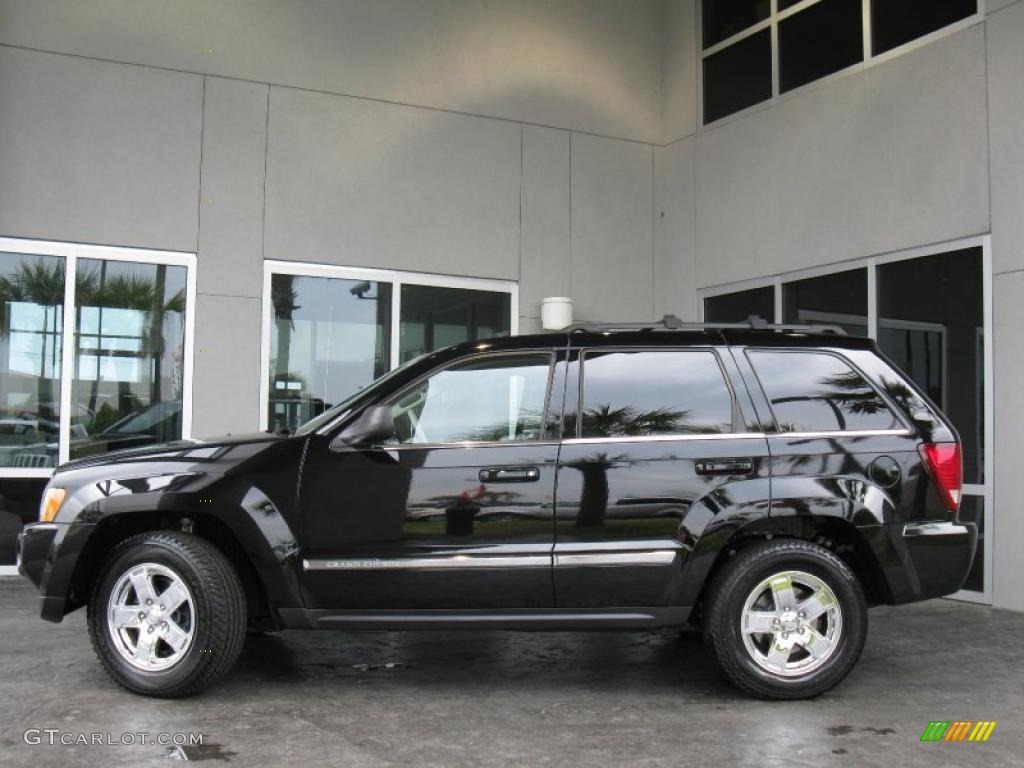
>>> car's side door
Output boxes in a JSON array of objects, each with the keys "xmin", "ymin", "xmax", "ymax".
[
  {"xmin": 297, "ymin": 350, "xmax": 560, "ymax": 611},
  {"xmin": 553, "ymin": 344, "xmax": 771, "ymax": 609}
]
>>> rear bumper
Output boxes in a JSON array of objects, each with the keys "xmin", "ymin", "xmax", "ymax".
[{"xmin": 869, "ymin": 520, "xmax": 978, "ymax": 603}]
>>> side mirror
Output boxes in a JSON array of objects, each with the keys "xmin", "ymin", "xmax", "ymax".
[{"xmin": 329, "ymin": 405, "xmax": 394, "ymax": 451}]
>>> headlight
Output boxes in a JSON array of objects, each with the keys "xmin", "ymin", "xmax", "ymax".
[{"xmin": 39, "ymin": 487, "xmax": 66, "ymax": 523}]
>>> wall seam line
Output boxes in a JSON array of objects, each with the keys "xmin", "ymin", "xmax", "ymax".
[
  {"xmin": 196, "ymin": 76, "xmax": 206, "ymax": 256},
  {"xmin": 0, "ymin": 42, "xmax": 661, "ymax": 147},
  {"xmin": 261, "ymin": 84, "xmax": 271, "ymax": 263}
]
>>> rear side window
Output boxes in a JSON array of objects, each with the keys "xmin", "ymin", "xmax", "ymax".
[
  {"xmin": 748, "ymin": 350, "xmax": 901, "ymax": 433},
  {"xmin": 580, "ymin": 350, "xmax": 733, "ymax": 438}
]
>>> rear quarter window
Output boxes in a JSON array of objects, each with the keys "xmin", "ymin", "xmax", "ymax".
[
  {"xmin": 579, "ymin": 349, "xmax": 734, "ymax": 437},
  {"xmin": 748, "ymin": 350, "xmax": 902, "ymax": 433}
]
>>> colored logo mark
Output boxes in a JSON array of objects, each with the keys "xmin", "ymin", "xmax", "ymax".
[{"xmin": 920, "ymin": 721, "xmax": 997, "ymax": 742}]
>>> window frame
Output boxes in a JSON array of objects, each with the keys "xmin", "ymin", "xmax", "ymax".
[
  {"xmin": 744, "ymin": 347, "xmax": 911, "ymax": 435},
  {"xmin": 571, "ymin": 346, "xmax": 741, "ymax": 441},
  {"xmin": 259, "ymin": 260, "xmax": 518, "ymax": 432},
  {"xmin": 0, "ymin": 236, "xmax": 197, "ymax": 479},
  {"xmin": 698, "ymin": 0, "xmax": 985, "ymax": 128},
  {"xmin": 372, "ymin": 349, "xmax": 557, "ymax": 449},
  {"xmin": 697, "ymin": 234, "xmax": 993, "ymax": 604}
]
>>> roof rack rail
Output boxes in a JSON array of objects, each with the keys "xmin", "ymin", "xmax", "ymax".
[{"xmin": 565, "ymin": 314, "xmax": 847, "ymax": 335}]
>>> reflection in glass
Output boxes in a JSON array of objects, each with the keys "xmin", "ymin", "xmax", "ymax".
[
  {"xmin": 0, "ymin": 253, "xmax": 65, "ymax": 468},
  {"xmin": 750, "ymin": 351, "xmax": 900, "ymax": 432},
  {"xmin": 70, "ymin": 260, "xmax": 188, "ymax": 459},
  {"xmin": 391, "ymin": 354, "xmax": 549, "ymax": 445},
  {"xmin": 878, "ymin": 248, "xmax": 983, "ymax": 483},
  {"xmin": 704, "ymin": 286, "xmax": 774, "ymax": 323},
  {"xmin": 399, "ymin": 285, "xmax": 510, "ymax": 364},
  {"xmin": 269, "ymin": 275, "xmax": 391, "ymax": 432},
  {"xmin": 783, "ymin": 268, "xmax": 867, "ymax": 336},
  {"xmin": 580, "ymin": 351, "xmax": 733, "ymax": 438}
]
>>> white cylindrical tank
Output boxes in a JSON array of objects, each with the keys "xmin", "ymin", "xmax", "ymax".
[{"xmin": 541, "ymin": 296, "xmax": 573, "ymax": 330}]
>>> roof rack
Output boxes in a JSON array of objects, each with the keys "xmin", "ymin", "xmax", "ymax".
[{"xmin": 565, "ymin": 314, "xmax": 847, "ymax": 335}]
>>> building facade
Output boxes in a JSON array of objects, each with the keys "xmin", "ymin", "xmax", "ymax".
[{"xmin": 0, "ymin": 0, "xmax": 1021, "ymax": 614}]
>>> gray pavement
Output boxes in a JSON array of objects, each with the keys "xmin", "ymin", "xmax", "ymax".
[{"xmin": 1, "ymin": 577, "xmax": 1021, "ymax": 767}]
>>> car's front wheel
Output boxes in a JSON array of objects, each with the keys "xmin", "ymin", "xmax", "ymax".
[
  {"xmin": 703, "ymin": 540, "xmax": 867, "ymax": 699},
  {"xmin": 87, "ymin": 531, "xmax": 246, "ymax": 698}
]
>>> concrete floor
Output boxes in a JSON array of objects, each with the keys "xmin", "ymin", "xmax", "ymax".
[{"xmin": 1, "ymin": 578, "xmax": 1022, "ymax": 767}]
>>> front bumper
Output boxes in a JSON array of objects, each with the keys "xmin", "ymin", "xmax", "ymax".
[
  {"xmin": 868, "ymin": 520, "xmax": 978, "ymax": 603},
  {"xmin": 17, "ymin": 521, "xmax": 95, "ymax": 622},
  {"xmin": 17, "ymin": 522, "xmax": 57, "ymax": 588}
]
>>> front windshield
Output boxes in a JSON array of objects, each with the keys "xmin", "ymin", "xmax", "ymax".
[{"xmin": 292, "ymin": 354, "xmax": 428, "ymax": 436}]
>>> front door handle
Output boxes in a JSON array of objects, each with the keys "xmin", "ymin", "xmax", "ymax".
[
  {"xmin": 479, "ymin": 466, "xmax": 540, "ymax": 483},
  {"xmin": 695, "ymin": 458, "xmax": 755, "ymax": 476}
]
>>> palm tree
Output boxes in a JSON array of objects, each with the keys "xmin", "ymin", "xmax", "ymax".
[{"xmin": 0, "ymin": 261, "xmax": 65, "ymax": 423}]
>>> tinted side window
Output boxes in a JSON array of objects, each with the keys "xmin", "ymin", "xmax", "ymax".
[
  {"xmin": 748, "ymin": 351, "xmax": 901, "ymax": 432},
  {"xmin": 390, "ymin": 353, "xmax": 551, "ymax": 444},
  {"xmin": 580, "ymin": 351, "xmax": 733, "ymax": 438}
]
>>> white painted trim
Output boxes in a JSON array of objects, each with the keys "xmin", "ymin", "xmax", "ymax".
[
  {"xmin": 0, "ymin": 566, "xmax": 19, "ymax": 576},
  {"xmin": 57, "ymin": 250, "xmax": 76, "ymax": 466},
  {"xmin": 259, "ymin": 260, "xmax": 519, "ymax": 432},
  {"xmin": 0, "ymin": 237, "xmax": 197, "ymax": 477}
]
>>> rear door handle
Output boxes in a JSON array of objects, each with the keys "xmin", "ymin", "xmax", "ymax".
[
  {"xmin": 695, "ymin": 458, "xmax": 755, "ymax": 475},
  {"xmin": 479, "ymin": 466, "xmax": 540, "ymax": 483}
]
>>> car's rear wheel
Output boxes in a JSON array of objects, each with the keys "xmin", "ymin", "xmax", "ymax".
[
  {"xmin": 87, "ymin": 531, "xmax": 246, "ymax": 698},
  {"xmin": 703, "ymin": 539, "xmax": 867, "ymax": 699}
]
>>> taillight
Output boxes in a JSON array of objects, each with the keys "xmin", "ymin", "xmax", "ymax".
[{"xmin": 918, "ymin": 442, "xmax": 962, "ymax": 513}]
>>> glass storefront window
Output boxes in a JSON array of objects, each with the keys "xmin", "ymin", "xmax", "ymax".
[
  {"xmin": 268, "ymin": 275, "xmax": 391, "ymax": 432},
  {"xmin": 265, "ymin": 268, "xmax": 515, "ymax": 433},
  {"xmin": 0, "ymin": 252, "xmax": 65, "ymax": 468},
  {"xmin": 878, "ymin": 247, "xmax": 984, "ymax": 484},
  {"xmin": 704, "ymin": 242, "xmax": 990, "ymax": 598},
  {"xmin": 783, "ymin": 267, "xmax": 868, "ymax": 336},
  {"xmin": 70, "ymin": 259, "xmax": 189, "ymax": 460},
  {"xmin": 704, "ymin": 285, "xmax": 774, "ymax": 323},
  {"xmin": 399, "ymin": 284, "xmax": 510, "ymax": 364}
]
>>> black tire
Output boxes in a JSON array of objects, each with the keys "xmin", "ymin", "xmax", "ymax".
[
  {"xmin": 703, "ymin": 540, "xmax": 867, "ymax": 699},
  {"xmin": 87, "ymin": 531, "xmax": 246, "ymax": 698}
]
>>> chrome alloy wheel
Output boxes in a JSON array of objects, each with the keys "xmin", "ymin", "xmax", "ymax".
[
  {"xmin": 107, "ymin": 562, "xmax": 195, "ymax": 671},
  {"xmin": 740, "ymin": 570, "xmax": 843, "ymax": 678}
]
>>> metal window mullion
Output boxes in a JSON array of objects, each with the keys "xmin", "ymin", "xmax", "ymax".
[
  {"xmin": 57, "ymin": 252, "xmax": 78, "ymax": 467},
  {"xmin": 773, "ymin": 279, "xmax": 783, "ymax": 323},
  {"xmin": 770, "ymin": 1, "xmax": 780, "ymax": 99},
  {"xmin": 862, "ymin": 0, "xmax": 873, "ymax": 61},
  {"xmin": 390, "ymin": 281, "xmax": 402, "ymax": 370},
  {"xmin": 982, "ymin": 237, "xmax": 994, "ymax": 600},
  {"xmin": 866, "ymin": 258, "xmax": 878, "ymax": 339}
]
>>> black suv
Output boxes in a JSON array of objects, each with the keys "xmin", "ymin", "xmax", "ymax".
[{"xmin": 18, "ymin": 317, "xmax": 976, "ymax": 699}]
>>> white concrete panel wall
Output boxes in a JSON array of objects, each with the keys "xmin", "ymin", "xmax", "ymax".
[
  {"xmin": 987, "ymin": 0, "xmax": 1024, "ymax": 613},
  {"xmin": 192, "ymin": 77, "xmax": 270, "ymax": 437},
  {"xmin": 692, "ymin": 25, "xmax": 990, "ymax": 289},
  {"xmin": 570, "ymin": 134, "xmax": 655, "ymax": 323},
  {"xmin": 0, "ymin": 46, "xmax": 202, "ymax": 251},
  {"xmin": 654, "ymin": 137, "xmax": 697, "ymax": 320},
  {"xmin": 661, "ymin": 0, "xmax": 698, "ymax": 144},
  {"xmin": 0, "ymin": 0, "xmax": 663, "ymax": 143},
  {"xmin": 520, "ymin": 126, "xmax": 571, "ymax": 326},
  {"xmin": 263, "ymin": 87, "xmax": 523, "ymax": 280}
]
